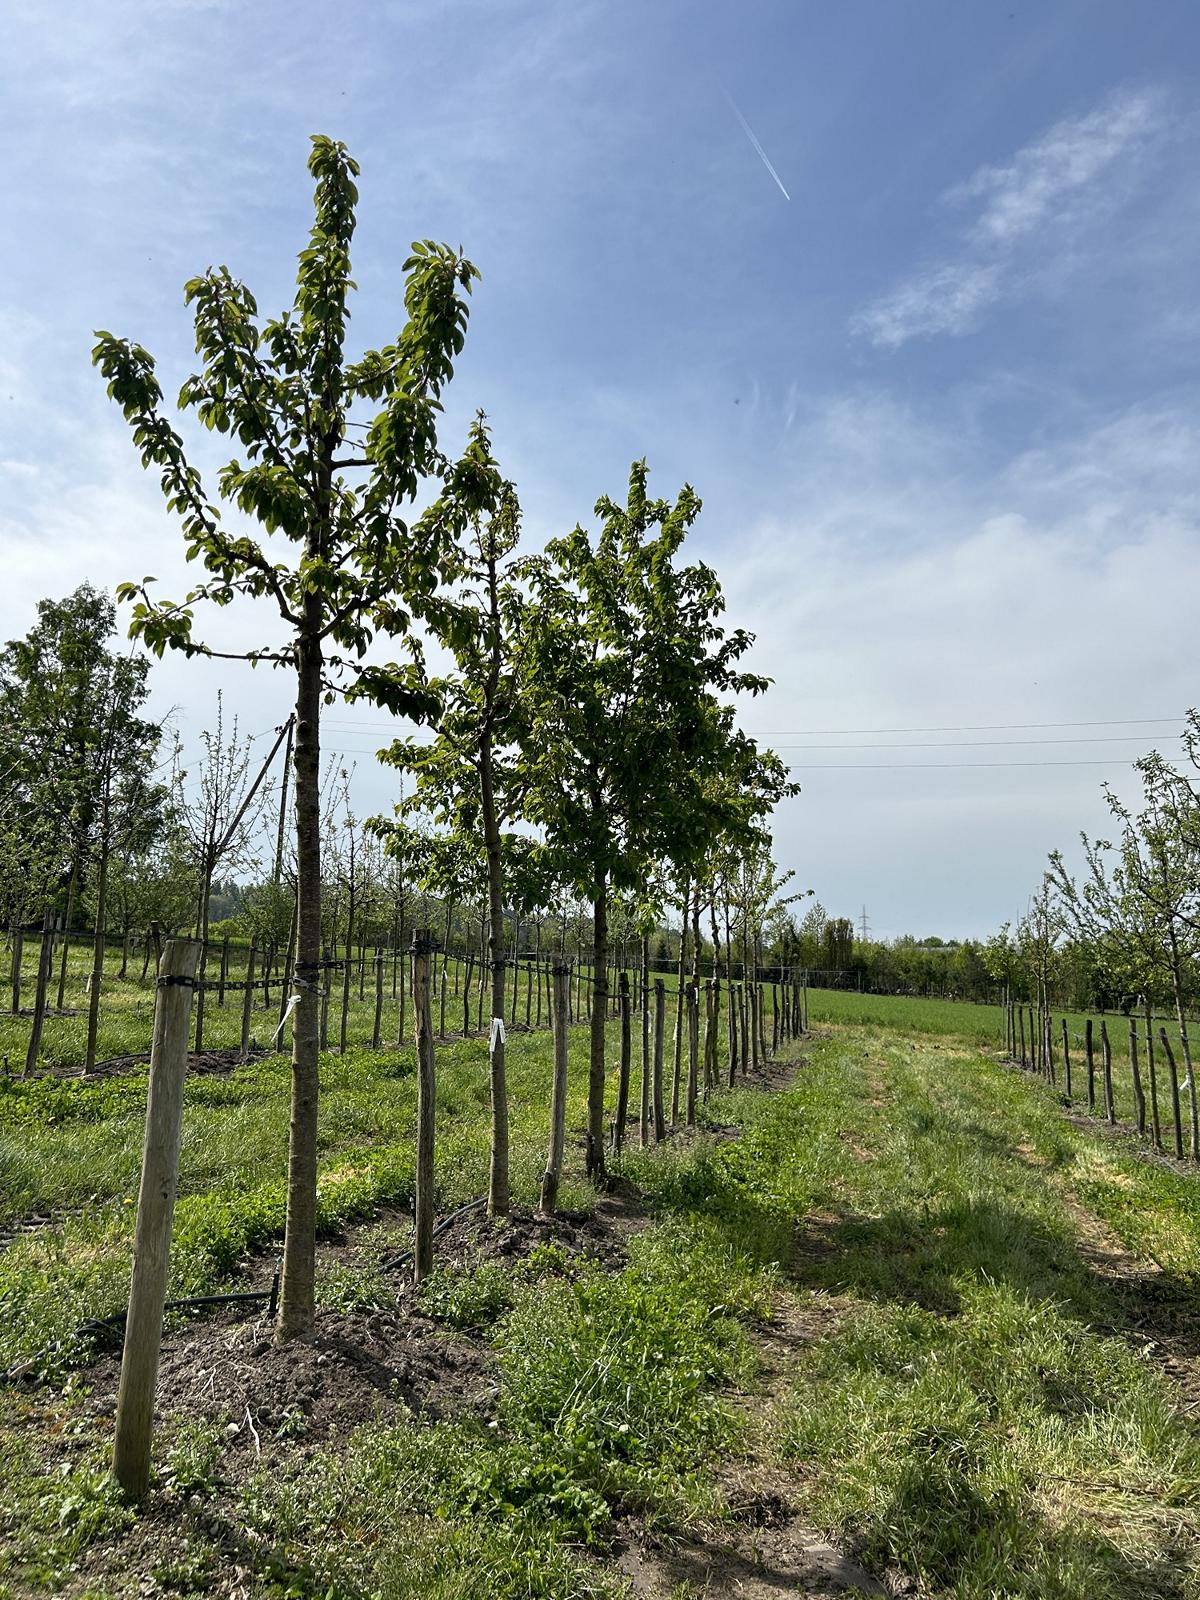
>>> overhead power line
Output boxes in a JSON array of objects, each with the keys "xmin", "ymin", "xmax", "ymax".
[
  {"xmin": 773, "ymin": 735, "xmax": 1175, "ymax": 751},
  {"xmin": 784, "ymin": 758, "xmax": 1147, "ymax": 770},
  {"xmin": 749, "ymin": 717, "xmax": 1183, "ymax": 736}
]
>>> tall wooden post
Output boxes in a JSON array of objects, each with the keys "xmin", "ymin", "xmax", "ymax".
[
  {"xmin": 410, "ymin": 930, "xmax": 436, "ymax": 1284},
  {"xmin": 540, "ymin": 962, "xmax": 570, "ymax": 1214},
  {"xmin": 1061, "ymin": 1018, "xmax": 1071, "ymax": 1101},
  {"xmin": 1085, "ymin": 1019, "xmax": 1095, "ymax": 1111},
  {"xmin": 112, "ymin": 938, "xmax": 201, "ymax": 1500},
  {"xmin": 613, "ymin": 972, "xmax": 631, "ymax": 1155}
]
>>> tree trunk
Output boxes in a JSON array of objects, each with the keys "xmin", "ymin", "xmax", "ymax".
[
  {"xmin": 639, "ymin": 933, "xmax": 651, "ymax": 1146},
  {"xmin": 23, "ymin": 907, "xmax": 53, "ymax": 1076},
  {"xmin": 10, "ymin": 923, "xmax": 22, "ymax": 1015},
  {"xmin": 480, "ymin": 734, "xmax": 509, "ymax": 1218},
  {"xmin": 55, "ymin": 862, "xmax": 78, "ymax": 1012},
  {"xmin": 652, "ymin": 977, "xmax": 666, "ymax": 1142},
  {"xmin": 85, "ymin": 822, "xmax": 111, "ymax": 1075},
  {"xmin": 412, "ymin": 929, "xmax": 436, "ymax": 1282},
  {"xmin": 277, "ymin": 629, "xmax": 322, "ymax": 1341},
  {"xmin": 613, "ymin": 971, "xmax": 631, "ymax": 1154},
  {"xmin": 587, "ymin": 876, "xmax": 609, "ymax": 1180},
  {"xmin": 540, "ymin": 962, "xmax": 570, "ymax": 1214}
]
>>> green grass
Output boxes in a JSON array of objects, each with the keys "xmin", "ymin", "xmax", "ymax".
[{"xmin": 0, "ymin": 1023, "xmax": 608, "ymax": 1374}]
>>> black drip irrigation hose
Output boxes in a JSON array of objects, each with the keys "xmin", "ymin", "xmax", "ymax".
[
  {"xmin": 379, "ymin": 1196, "xmax": 488, "ymax": 1272},
  {"xmin": 3, "ymin": 1266, "xmax": 281, "ymax": 1382}
]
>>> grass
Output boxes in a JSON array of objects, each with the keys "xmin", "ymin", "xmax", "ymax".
[{"xmin": 3, "ymin": 1000, "xmax": 1200, "ymax": 1597}]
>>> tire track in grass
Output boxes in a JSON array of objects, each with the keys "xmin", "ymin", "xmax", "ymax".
[{"xmin": 762, "ymin": 1026, "xmax": 1200, "ymax": 1600}]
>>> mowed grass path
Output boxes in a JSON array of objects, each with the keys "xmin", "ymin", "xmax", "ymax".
[{"xmin": 758, "ymin": 1025, "xmax": 1200, "ymax": 1598}]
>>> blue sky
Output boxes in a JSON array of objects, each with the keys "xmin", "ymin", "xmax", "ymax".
[{"xmin": 4, "ymin": 0, "xmax": 1200, "ymax": 937}]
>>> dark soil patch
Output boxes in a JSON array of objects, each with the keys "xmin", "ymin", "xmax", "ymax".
[
  {"xmin": 30, "ymin": 1044, "xmax": 272, "ymax": 1083},
  {"xmin": 86, "ymin": 1305, "xmax": 498, "ymax": 1463}
]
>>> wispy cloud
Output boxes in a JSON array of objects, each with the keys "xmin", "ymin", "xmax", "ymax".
[{"xmin": 853, "ymin": 86, "xmax": 1171, "ymax": 349}]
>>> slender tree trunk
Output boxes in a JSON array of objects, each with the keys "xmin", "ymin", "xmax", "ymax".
[
  {"xmin": 412, "ymin": 929, "xmax": 436, "ymax": 1282},
  {"xmin": 587, "ymin": 875, "xmax": 609, "ymax": 1180},
  {"xmin": 652, "ymin": 977, "xmax": 666, "ymax": 1142},
  {"xmin": 277, "ymin": 626, "xmax": 322, "ymax": 1341},
  {"xmin": 480, "ymin": 736, "xmax": 509, "ymax": 1218},
  {"xmin": 1168, "ymin": 947, "xmax": 1199, "ymax": 1162},
  {"xmin": 23, "ymin": 907, "xmax": 53, "ymax": 1077},
  {"xmin": 9, "ymin": 923, "xmax": 22, "ymax": 1016},
  {"xmin": 85, "ymin": 823, "xmax": 111, "ymax": 1075},
  {"xmin": 671, "ymin": 886, "xmax": 688, "ymax": 1125},
  {"xmin": 1143, "ymin": 996, "xmax": 1161, "ymax": 1149},
  {"xmin": 639, "ymin": 933, "xmax": 650, "ymax": 1146},
  {"xmin": 614, "ymin": 971, "xmax": 631, "ymax": 1155},
  {"xmin": 55, "ymin": 861, "xmax": 78, "ymax": 1012},
  {"xmin": 540, "ymin": 962, "xmax": 570, "ymax": 1214}
]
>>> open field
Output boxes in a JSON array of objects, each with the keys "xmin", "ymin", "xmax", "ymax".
[{"xmin": 4, "ymin": 1003, "xmax": 1200, "ymax": 1598}]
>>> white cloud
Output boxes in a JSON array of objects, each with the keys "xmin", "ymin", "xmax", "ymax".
[
  {"xmin": 850, "ymin": 262, "xmax": 1001, "ymax": 350},
  {"xmin": 718, "ymin": 394, "xmax": 1200, "ymax": 934},
  {"xmin": 854, "ymin": 85, "xmax": 1173, "ymax": 349}
]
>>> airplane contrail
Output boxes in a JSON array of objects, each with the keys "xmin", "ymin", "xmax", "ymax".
[{"xmin": 722, "ymin": 87, "xmax": 791, "ymax": 202}]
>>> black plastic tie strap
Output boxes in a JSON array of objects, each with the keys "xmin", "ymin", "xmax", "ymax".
[{"xmin": 156, "ymin": 974, "xmax": 197, "ymax": 989}]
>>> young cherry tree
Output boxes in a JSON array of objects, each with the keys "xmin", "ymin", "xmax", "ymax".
[
  {"xmin": 94, "ymin": 135, "xmax": 484, "ymax": 1338},
  {"xmin": 376, "ymin": 424, "xmax": 536, "ymax": 1216},
  {"xmin": 516, "ymin": 462, "xmax": 774, "ymax": 1181}
]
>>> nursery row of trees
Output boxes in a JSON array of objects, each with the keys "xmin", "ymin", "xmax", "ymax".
[
  {"xmin": 989, "ymin": 722, "xmax": 1200, "ymax": 1025},
  {"xmin": 69, "ymin": 135, "xmax": 799, "ymax": 1341}
]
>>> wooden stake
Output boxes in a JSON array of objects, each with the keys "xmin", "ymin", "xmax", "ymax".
[{"xmin": 112, "ymin": 938, "xmax": 201, "ymax": 1500}]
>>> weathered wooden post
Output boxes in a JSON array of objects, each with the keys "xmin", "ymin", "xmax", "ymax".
[
  {"xmin": 1061, "ymin": 1018, "xmax": 1071, "ymax": 1101},
  {"xmin": 771, "ymin": 983, "xmax": 779, "ymax": 1057},
  {"xmin": 652, "ymin": 978, "xmax": 667, "ymax": 1142},
  {"xmin": 112, "ymin": 938, "xmax": 201, "ymax": 1500},
  {"xmin": 540, "ymin": 961, "xmax": 571, "ymax": 1214},
  {"xmin": 1018, "ymin": 1006, "xmax": 1027, "ymax": 1069},
  {"xmin": 1085, "ymin": 1018, "xmax": 1095, "ymax": 1111},
  {"xmin": 240, "ymin": 941, "xmax": 257, "ymax": 1060},
  {"xmin": 217, "ymin": 935, "xmax": 230, "ymax": 1007},
  {"xmin": 410, "ymin": 930, "xmax": 436, "ymax": 1283},
  {"xmin": 613, "ymin": 972, "xmax": 631, "ymax": 1156}
]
